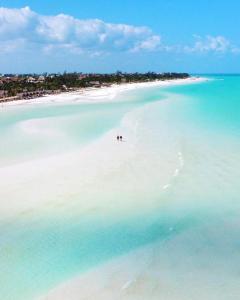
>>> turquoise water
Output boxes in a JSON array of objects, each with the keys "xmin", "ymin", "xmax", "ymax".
[
  {"xmin": 1, "ymin": 76, "xmax": 240, "ymax": 299},
  {"xmin": 166, "ymin": 76, "xmax": 240, "ymax": 132}
]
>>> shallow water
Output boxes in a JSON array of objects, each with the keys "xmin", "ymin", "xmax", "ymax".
[{"xmin": 1, "ymin": 76, "xmax": 240, "ymax": 299}]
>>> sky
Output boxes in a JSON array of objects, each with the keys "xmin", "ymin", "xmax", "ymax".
[{"xmin": 0, "ymin": 0, "xmax": 240, "ymax": 73}]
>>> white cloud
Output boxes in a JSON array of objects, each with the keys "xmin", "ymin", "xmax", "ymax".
[
  {"xmin": 184, "ymin": 35, "xmax": 237, "ymax": 53},
  {"xmin": 0, "ymin": 7, "xmax": 35, "ymax": 41},
  {"xmin": 231, "ymin": 47, "xmax": 240, "ymax": 54},
  {"xmin": 131, "ymin": 35, "xmax": 161, "ymax": 52},
  {"xmin": 0, "ymin": 6, "xmax": 161, "ymax": 55},
  {"xmin": 0, "ymin": 39, "xmax": 26, "ymax": 53},
  {"xmin": 1, "ymin": 5, "xmax": 240, "ymax": 70}
]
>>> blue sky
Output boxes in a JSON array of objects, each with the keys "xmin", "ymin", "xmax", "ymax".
[{"xmin": 0, "ymin": 0, "xmax": 240, "ymax": 73}]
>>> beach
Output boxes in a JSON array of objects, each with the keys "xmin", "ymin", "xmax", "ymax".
[
  {"xmin": 1, "ymin": 75, "xmax": 240, "ymax": 300},
  {"xmin": 0, "ymin": 77, "xmax": 204, "ymax": 223},
  {"xmin": 0, "ymin": 77, "xmax": 205, "ymax": 221},
  {"xmin": 1, "ymin": 77, "xmax": 206, "ymax": 107}
]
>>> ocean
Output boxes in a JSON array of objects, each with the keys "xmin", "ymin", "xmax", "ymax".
[{"xmin": 0, "ymin": 76, "xmax": 240, "ymax": 299}]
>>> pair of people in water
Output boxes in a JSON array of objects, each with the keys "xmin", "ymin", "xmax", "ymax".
[{"xmin": 117, "ymin": 135, "xmax": 123, "ymax": 141}]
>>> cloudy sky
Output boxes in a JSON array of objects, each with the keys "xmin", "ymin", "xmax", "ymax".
[{"xmin": 0, "ymin": 0, "xmax": 240, "ymax": 73}]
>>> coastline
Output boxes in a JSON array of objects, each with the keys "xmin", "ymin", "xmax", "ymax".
[
  {"xmin": 0, "ymin": 77, "xmax": 207, "ymax": 108},
  {"xmin": 0, "ymin": 75, "xmax": 209, "ymax": 300},
  {"xmin": 0, "ymin": 83, "xmax": 185, "ymax": 299},
  {"xmin": 34, "ymin": 76, "xmax": 207, "ymax": 300}
]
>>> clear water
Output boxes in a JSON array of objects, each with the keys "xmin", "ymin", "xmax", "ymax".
[{"xmin": 0, "ymin": 76, "xmax": 240, "ymax": 299}]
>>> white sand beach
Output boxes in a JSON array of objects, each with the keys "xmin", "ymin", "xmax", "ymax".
[
  {"xmin": 1, "ymin": 77, "xmax": 207, "ymax": 108},
  {"xmin": 1, "ymin": 2, "xmax": 240, "ymax": 300},
  {"xmin": 0, "ymin": 76, "xmax": 211, "ymax": 300},
  {"xmin": 0, "ymin": 76, "xmax": 207, "ymax": 221}
]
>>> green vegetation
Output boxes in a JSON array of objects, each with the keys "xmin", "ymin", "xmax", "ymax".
[{"xmin": 0, "ymin": 72, "xmax": 189, "ymax": 100}]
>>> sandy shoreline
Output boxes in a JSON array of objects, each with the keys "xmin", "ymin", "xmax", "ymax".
[
  {"xmin": 33, "ymin": 76, "xmax": 207, "ymax": 300},
  {"xmin": 0, "ymin": 77, "xmax": 207, "ymax": 108},
  {"xmin": 0, "ymin": 75, "xmax": 208, "ymax": 300},
  {"xmin": 2, "ymin": 75, "xmax": 239, "ymax": 300}
]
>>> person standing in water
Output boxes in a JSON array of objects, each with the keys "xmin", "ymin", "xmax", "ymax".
[
  {"xmin": 120, "ymin": 136, "xmax": 123, "ymax": 141},
  {"xmin": 117, "ymin": 136, "xmax": 120, "ymax": 141}
]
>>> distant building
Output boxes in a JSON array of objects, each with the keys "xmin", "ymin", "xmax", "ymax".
[
  {"xmin": 78, "ymin": 75, "xmax": 87, "ymax": 80},
  {"xmin": 2, "ymin": 77, "xmax": 12, "ymax": 83},
  {"xmin": 37, "ymin": 75, "xmax": 45, "ymax": 82},
  {"xmin": 11, "ymin": 76, "xmax": 19, "ymax": 82},
  {"xmin": 27, "ymin": 77, "xmax": 37, "ymax": 83}
]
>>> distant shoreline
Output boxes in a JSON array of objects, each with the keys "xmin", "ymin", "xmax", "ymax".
[{"xmin": 0, "ymin": 77, "xmax": 207, "ymax": 107}]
